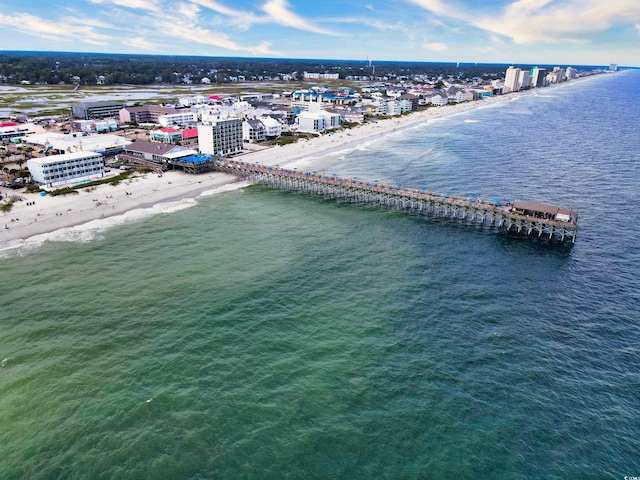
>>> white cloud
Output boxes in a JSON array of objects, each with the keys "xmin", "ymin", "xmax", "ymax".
[
  {"xmin": 177, "ymin": 2, "xmax": 201, "ymax": 20},
  {"xmin": 423, "ymin": 42, "xmax": 448, "ymax": 52},
  {"xmin": 475, "ymin": 0, "xmax": 640, "ymax": 43},
  {"xmin": 328, "ymin": 16, "xmax": 406, "ymax": 33},
  {"xmin": 261, "ymin": 0, "xmax": 341, "ymax": 35},
  {"xmin": 187, "ymin": 0, "xmax": 265, "ymax": 31},
  {"xmin": 188, "ymin": 0, "xmax": 249, "ymax": 17},
  {"xmin": 153, "ymin": 18, "xmax": 278, "ymax": 55},
  {"xmin": 88, "ymin": 0, "xmax": 159, "ymax": 10},
  {"xmin": 406, "ymin": 0, "xmax": 453, "ymax": 17},
  {"xmin": 406, "ymin": 0, "xmax": 640, "ymax": 44},
  {"xmin": 0, "ymin": 12, "xmax": 111, "ymax": 45},
  {"xmin": 121, "ymin": 37, "xmax": 161, "ymax": 51}
]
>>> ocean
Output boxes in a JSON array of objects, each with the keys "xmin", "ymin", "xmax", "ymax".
[{"xmin": 1, "ymin": 70, "xmax": 639, "ymax": 479}]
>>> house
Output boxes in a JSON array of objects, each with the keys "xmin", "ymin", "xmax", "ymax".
[
  {"xmin": 382, "ymin": 100, "xmax": 401, "ymax": 116},
  {"xmin": 398, "ymin": 94, "xmax": 418, "ymax": 113},
  {"xmin": 297, "ymin": 110, "xmax": 340, "ymax": 133},
  {"xmin": 243, "ymin": 119, "xmax": 266, "ymax": 143},
  {"xmin": 260, "ymin": 116, "xmax": 282, "ymax": 138},
  {"xmin": 454, "ymin": 91, "xmax": 468, "ymax": 103},
  {"xmin": 430, "ymin": 94, "xmax": 449, "ymax": 106},
  {"xmin": 339, "ymin": 108, "xmax": 365, "ymax": 124}
]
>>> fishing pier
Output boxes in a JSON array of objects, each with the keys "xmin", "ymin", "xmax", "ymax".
[{"xmin": 213, "ymin": 159, "xmax": 578, "ymax": 243}]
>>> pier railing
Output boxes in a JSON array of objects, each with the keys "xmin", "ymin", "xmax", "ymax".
[{"xmin": 213, "ymin": 159, "xmax": 578, "ymax": 243}]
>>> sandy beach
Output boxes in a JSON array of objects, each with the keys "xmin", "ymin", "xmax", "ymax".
[
  {"xmin": 0, "ymin": 87, "xmax": 557, "ymax": 248},
  {"xmin": 0, "ymin": 171, "xmax": 243, "ymax": 247},
  {"xmin": 243, "ymin": 94, "xmax": 511, "ymax": 168}
]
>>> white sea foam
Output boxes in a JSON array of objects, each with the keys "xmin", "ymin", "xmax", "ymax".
[
  {"xmin": 0, "ymin": 185, "xmax": 249, "ymax": 258},
  {"xmin": 198, "ymin": 180, "xmax": 252, "ymax": 198}
]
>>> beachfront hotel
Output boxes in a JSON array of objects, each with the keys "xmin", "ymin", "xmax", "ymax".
[
  {"xmin": 197, "ymin": 117, "xmax": 243, "ymax": 157},
  {"xmin": 27, "ymin": 151, "xmax": 105, "ymax": 188}
]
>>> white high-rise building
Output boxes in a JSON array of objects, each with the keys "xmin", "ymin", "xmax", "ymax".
[
  {"xmin": 504, "ymin": 66, "xmax": 521, "ymax": 93},
  {"xmin": 531, "ymin": 67, "xmax": 547, "ymax": 87},
  {"xmin": 197, "ymin": 117, "xmax": 243, "ymax": 157},
  {"xmin": 565, "ymin": 67, "xmax": 578, "ymax": 80},
  {"xmin": 518, "ymin": 70, "xmax": 531, "ymax": 89}
]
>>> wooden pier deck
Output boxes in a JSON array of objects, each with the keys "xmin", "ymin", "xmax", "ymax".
[{"xmin": 213, "ymin": 159, "xmax": 579, "ymax": 243}]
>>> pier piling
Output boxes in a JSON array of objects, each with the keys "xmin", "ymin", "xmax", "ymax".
[{"xmin": 213, "ymin": 160, "xmax": 578, "ymax": 243}]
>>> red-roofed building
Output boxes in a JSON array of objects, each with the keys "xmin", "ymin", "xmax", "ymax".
[{"xmin": 179, "ymin": 128, "xmax": 198, "ymax": 147}]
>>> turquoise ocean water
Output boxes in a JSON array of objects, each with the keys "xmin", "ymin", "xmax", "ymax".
[{"xmin": 1, "ymin": 71, "xmax": 639, "ymax": 479}]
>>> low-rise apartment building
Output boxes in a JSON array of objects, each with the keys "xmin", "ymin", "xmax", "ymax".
[
  {"xmin": 73, "ymin": 101, "xmax": 127, "ymax": 120},
  {"xmin": 28, "ymin": 151, "xmax": 104, "ymax": 187}
]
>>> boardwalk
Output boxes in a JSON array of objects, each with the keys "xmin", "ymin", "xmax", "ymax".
[{"xmin": 213, "ymin": 159, "xmax": 579, "ymax": 243}]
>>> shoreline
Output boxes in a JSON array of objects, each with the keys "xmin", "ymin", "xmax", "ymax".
[
  {"xmin": 0, "ymin": 74, "xmax": 605, "ymax": 249},
  {"xmin": 0, "ymin": 171, "xmax": 242, "ymax": 248}
]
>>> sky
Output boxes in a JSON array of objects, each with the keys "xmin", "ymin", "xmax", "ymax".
[{"xmin": 0, "ymin": 0, "xmax": 638, "ymax": 67}]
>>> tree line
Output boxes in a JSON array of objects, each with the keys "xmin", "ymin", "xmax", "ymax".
[{"xmin": 0, "ymin": 51, "xmax": 588, "ymax": 86}]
